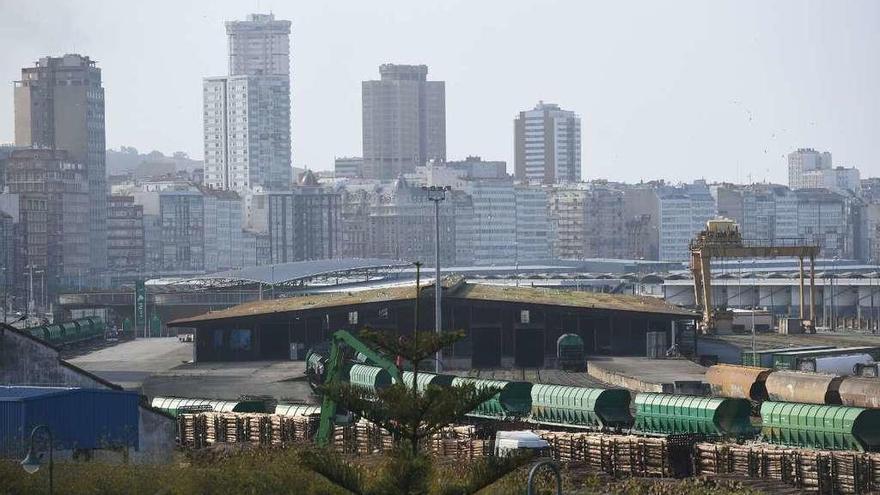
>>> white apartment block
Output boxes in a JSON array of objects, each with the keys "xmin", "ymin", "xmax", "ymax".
[
  {"xmin": 461, "ymin": 180, "xmax": 517, "ymax": 265},
  {"xmin": 788, "ymin": 148, "xmax": 833, "ymax": 190},
  {"xmin": 514, "ymin": 184, "xmax": 551, "ymax": 263},
  {"xmin": 204, "ymin": 13, "xmax": 292, "ymax": 194},
  {"xmin": 203, "ymin": 75, "xmax": 291, "ymax": 192},
  {"xmin": 226, "ymin": 13, "xmax": 291, "ymax": 77},
  {"xmin": 657, "ymin": 182, "xmax": 716, "ymax": 262},
  {"xmin": 514, "ymin": 102, "xmax": 582, "ymax": 184}
]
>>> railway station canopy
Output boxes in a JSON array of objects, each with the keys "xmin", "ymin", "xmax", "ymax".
[{"xmin": 170, "ymin": 258, "xmax": 409, "ymax": 290}]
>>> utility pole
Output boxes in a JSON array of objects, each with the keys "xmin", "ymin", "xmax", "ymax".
[
  {"xmin": 0, "ymin": 267, "xmax": 6, "ymax": 324},
  {"xmin": 422, "ymin": 185, "xmax": 449, "ymax": 373},
  {"xmin": 27, "ymin": 265, "xmax": 35, "ymax": 319}
]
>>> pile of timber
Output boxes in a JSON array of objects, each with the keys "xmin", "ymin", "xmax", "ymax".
[
  {"xmin": 536, "ymin": 430, "xmax": 697, "ymax": 478},
  {"xmin": 426, "ymin": 425, "xmax": 494, "ymax": 459},
  {"xmin": 695, "ymin": 442, "xmax": 880, "ymax": 494},
  {"xmin": 179, "ymin": 412, "xmax": 319, "ymax": 448},
  {"xmin": 177, "ymin": 413, "xmax": 492, "ymax": 458}
]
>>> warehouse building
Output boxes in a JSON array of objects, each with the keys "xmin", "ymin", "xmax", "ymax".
[
  {"xmin": 169, "ymin": 277, "xmax": 696, "ymax": 368},
  {"xmin": 0, "ymin": 324, "xmax": 176, "ymax": 462}
]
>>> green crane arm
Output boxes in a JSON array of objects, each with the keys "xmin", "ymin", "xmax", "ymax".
[{"xmin": 315, "ymin": 330, "xmax": 401, "ymax": 446}]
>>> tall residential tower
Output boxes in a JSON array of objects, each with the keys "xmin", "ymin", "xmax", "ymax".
[
  {"xmin": 362, "ymin": 64, "xmax": 446, "ymax": 180},
  {"xmin": 514, "ymin": 102, "xmax": 582, "ymax": 184},
  {"xmin": 14, "ymin": 54, "xmax": 107, "ymax": 274},
  {"xmin": 203, "ymin": 14, "xmax": 292, "ymax": 193}
]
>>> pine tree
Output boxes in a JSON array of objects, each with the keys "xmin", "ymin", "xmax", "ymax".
[{"xmin": 300, "ymin": 266, "xmax": 530, "ymax": 494}]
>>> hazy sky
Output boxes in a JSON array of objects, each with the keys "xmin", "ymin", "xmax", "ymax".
[{"xmin": 1, "ymin": 0, "xmax": 878, "ymax": 183}]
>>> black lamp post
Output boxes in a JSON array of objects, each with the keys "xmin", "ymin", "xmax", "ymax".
[{"xmin": 20, "ymin": 424, "xmax": 53, "ymax": 495}]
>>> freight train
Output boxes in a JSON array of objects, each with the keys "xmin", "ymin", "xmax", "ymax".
[
  {"xmin": 23, "ymin": 317, "xmax": 106, "ymax": 346},
  {"xmin": 301, "ymin": 350, "xmax": 880, "ymax": 453}
]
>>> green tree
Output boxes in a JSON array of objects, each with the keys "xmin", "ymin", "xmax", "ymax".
[{"xmin": 300, "ymin": 328, "xmax": 530, "ymax": 495}]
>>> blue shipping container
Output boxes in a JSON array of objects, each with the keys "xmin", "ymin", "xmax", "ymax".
[{"xmin": 0, "ymin": 386, "xmax": 139, "ymax": 457}]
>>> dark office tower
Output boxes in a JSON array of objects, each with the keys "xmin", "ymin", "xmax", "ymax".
[
  {"xmin": 14, "ymin": 54, "xmax": 107, "ymax": 274},
  {"xmin": 362, "ymin": 64, "xmax": 446, "ymax": 180}
]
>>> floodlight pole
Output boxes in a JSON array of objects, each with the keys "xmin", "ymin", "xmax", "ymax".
[{"xmin": 422, "ymin": 186, "xmax": 448, "ymax": 373}]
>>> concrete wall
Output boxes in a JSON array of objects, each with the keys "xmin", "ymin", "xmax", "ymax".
[
  {"xmin": 132, "ymin": 406, "xmax": 177, "ymax": 464},
  {"xmin": 0, "ymin": 326, "xmax": 176, "ymax": 463},
  {"xmin": 0, "ymin": 327, "xmax": 109, "ymax": 388}
]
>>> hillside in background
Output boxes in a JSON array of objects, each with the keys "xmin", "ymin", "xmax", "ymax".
[{"xmin": 107, "ymin": 146, "xmax": 203, "ymax": 176}]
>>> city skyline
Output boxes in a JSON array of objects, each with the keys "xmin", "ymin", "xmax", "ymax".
[{"xmin": 0, "ymin": 0, "xmax": 878, "ymax": 184}]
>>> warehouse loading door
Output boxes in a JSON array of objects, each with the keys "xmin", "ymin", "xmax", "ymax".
[
  {"xmin": 260, "ymin": 326, "xmax": 289, "ymax": 360},
  {"xmin": 515, "ymin": 328, "xmax": 544, "ymax": 367},
  {"xmin": 470, "ymin": 327, "xmax": 501, "ymax": 368}
]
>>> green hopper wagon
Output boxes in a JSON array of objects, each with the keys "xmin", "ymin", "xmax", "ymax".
[
  {"xmin": 760, "ymin": 401, "xmax": 880, "ymax": 451},
  {"xmin": 451, "ymin": 377, "xmax": 532, "ymax": 419},
  {"xmin": 274, "ymin": 404, "xmax": 322, "ymax": 416},
  {"xmin": 59, "ymin": 321, "xmax": 79, "ymax": 343},
  {"xmin": 150, "ymin": 397, "xmax": 267, "ymax": 418},
  {"xmin": 346, "ymin": 363, "xmax": 393, "ymax": 394},
  {"xmin": 401, "ymin": 371, "xmax": 455, "ymax": 393},
  {"xmin": 27, "ymin": 326, "xmax": 48, "ymax": 341},
  {"xmin": 634, "ymin": 393, "xmax": 753, "ymax": 437},
  {"xmin": 530, "ymin": 384, "xmax": 632, "ymax": 429},
  {"xmin": 47, "ymin": 323, "xmax": 67, "ymax": 343}
]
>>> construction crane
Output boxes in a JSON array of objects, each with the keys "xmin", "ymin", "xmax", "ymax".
[
  {"xmin": 689, "ymin": 219, "xmax": 820, "ymax": 334},
  {"xmin": 314, "ymin": 330, "xmax": 401, "ymax": 446}
]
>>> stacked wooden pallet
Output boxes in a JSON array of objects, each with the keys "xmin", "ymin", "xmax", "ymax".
[
  {"xmin": 536, "ymin": 431, "xmax": 684, "ymax": 478},
  {"xmin": 695, "ymin": 442, "xmax": 880, "ymax": 494},
  {"xmin": 268, "ymin": 414, "xmax": 319, "ymax": 445},
  {"xmin": 177, "ymin": 414, "xmax": 209, "ymax": 449}
]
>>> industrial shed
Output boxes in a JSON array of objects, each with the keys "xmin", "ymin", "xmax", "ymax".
[
  {"xmin": 0, "ymin": 386, "xmax": 140, "ymax": 457},
  {"xmin": 169, "ymin": 278, "xmax": 697, "ymax": 367}
]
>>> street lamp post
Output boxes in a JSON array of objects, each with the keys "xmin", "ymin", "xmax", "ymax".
[
  {"xmin": 20, "ymin": 424, "xmax": 53, "ymax": 495},
  {"xmin": 27, "ymin": 265, "xmax": 35, "ymax": 319},
  {"xmin": 422, "ymin": 185, "xmax": 450, "ymax": 373},
  {"xmin": 0, "ymin": 267, "xmax": 6, "ymax": 324},
  {"xmin": 831, "ymin": 256, "xmax": 839, "ymax": 331}
]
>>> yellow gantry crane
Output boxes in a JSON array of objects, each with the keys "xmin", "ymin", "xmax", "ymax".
[{"xmin": 689, "ymin": 219, "xmax": 820, "ymax": 334}]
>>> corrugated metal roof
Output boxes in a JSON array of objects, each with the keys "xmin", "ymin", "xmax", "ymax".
[
  {"xmin": 174, "ymin": 258, "xmax": 408, "ymax": 286},
  {"xmin": 451, "ymin": 283, "xmax": 695, "ymax": 316},
  {"xmin": 0, "ymin": 387, "xmax": 140, "ymax": 456},
  {"xmin": 169, "ymin": 280, "xmax": 694, "ymax": 326},
  {"xmin": 705, "ymin": 333, "xmax": 880, "ymax": 352},
  {"xmin": 0, "ymin": 386, "xmax": 76, "ymax": 400}
]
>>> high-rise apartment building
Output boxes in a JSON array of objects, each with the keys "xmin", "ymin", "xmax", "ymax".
[
  {"xmin": 4, "ymin": 149, "xmax": 90, "ymax": 310},
  {"xmin": 514, "ymin": 102, "xmax": 582, "ymax": 184},
  {"xmin": 461, "ymin": 179, "xmax": 517, "ymax": 265},
  {"xmin": 107, "ymin": 196, "xmax": 145, "ymax": 274},
  {"xmin": 367, "ymin": 177, "xmax": 456, "ymax": 264},
  {"xmin": 715, "ymin": 184, "xmax": 798, "ymax": 242},
  {"xmin": 788, "ymin": 148, "xmax": 832, "ymax": 190},
  {"xmin": 334, "ymin": 157, "xmax": 364, "ymax": 179},
  {"xmin": 549, "ymin": 188, "xmax": 587, "ymax": 260},
  {"xmin": 204, "ymin": 14, "xmax": 292, "ymax": 193},
  {"xmin": 657, "ymin": 181, "xmax": 716, "ymax": 262},
  {"xmin": 160, "ymin": 191, "xmax": 205, "ymax": 272},
  {"xmin": 248, "ymin": 171, "xmax": 341, "ymax": 263},
  {"xmin": 226, "ymin": 13, "xmax": 291, "ymax": 76},
  {"xmin": 794, "ymin": 188, "xmax": 854, "ymax": 259},
  {"xmin": 14, "ymin": 54, "xmax": 107, "ymax": 274},
  {"xmin": 514, "ymin": 184, "xmax": 551, "ymax": 263},
  {"xmin": 584, "ymin": 185, "xmax": 626, "ymax": 259},
  {"xmin": 203, "ymin": 189, "xmax": 246, "ymax": 272},
  {"xmin": 362, "ymin": 64, "xmax": 446, "ymax": 180}
]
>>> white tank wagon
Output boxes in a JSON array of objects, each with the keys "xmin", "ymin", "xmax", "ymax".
[{"xmin": 797, "ymin": 354, "xmax": 874, "ymax": 376}]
